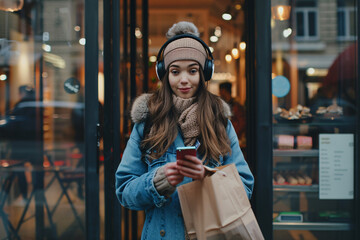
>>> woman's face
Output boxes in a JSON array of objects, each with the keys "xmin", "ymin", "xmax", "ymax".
[{"xmin": 168, "ymin": 60, "xmax": 200, "ymax": 99}]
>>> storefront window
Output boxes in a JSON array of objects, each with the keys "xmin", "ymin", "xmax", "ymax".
[
  {"xmin": 337, "ymin": 2, "xmax": 357, "ymax": 40},
  {"xmin": 0, "ymin": 0, "xmax": 86, "ymax": 238},
  {"xmin": 295, "ymin": 10, "xmax": 317, "ymax": 38},
  {"xmin": 271, "ymin": 0, "xmax": 357, "ymax": 239}
]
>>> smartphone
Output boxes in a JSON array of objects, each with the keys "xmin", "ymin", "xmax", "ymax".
[{"xmin": 176, "ymin": 146, "xmax": 197, "ymax": 160}]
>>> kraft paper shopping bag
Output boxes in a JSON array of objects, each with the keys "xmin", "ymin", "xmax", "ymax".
[{"xmin": 178, "ymin": 164, "xmax": 264, "ymax": 240}]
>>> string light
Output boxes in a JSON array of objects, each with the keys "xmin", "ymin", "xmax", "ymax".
[
  {"xmin": 225, "ymin": 54, "xmax": 232, "ymax": 63},
  {"xmin": 239, "ymin": 42, "xmax": 246, "ymax": 51},
  {"xmin": 231, "ymin": 47, "xmax": 239, "ymax": 59}
]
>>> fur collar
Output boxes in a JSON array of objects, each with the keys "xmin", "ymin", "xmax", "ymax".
[{"xmin": 131, "ymin": 93, "xmax": 232, "ymax": 123}]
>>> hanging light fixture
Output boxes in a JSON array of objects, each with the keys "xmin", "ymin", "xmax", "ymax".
[
  {"xmin": 231, "ymin": 48, "xmax": 239, "ymax": 59},
  {"xmin": 222, "ymin": 12, "xmax": 232, "ymax": 21},
  {"xmin": 222, "ymin": 7, "xmax": 232, "ymax": 21},
  {"xmin": 210, "ymin": 35, "xmax": 219, "ymax": 43},
  {"xmin": 0, "ymin": 0, "xmax": 24, "ymax": 12},
  {"xmin": 231, "ymin": 43, "xmax": 239, "ymax": 59},
  {"xmin": 271, "ymin": 5, "xmax": 291, "ymax": 21},
  {"xmin": 214, "ymin": 26, "xmax": 222, "ymax": 37},
  {"xmin": 225, "ymin": 53, "xmax": 232, "ymax": 63},
  {"xmin": 239, "ymin": 42, "xmax": 246, "ymax": 51}
]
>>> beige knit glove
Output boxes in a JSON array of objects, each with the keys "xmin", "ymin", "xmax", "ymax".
[{"xmin": 153, "ymin": 166, "xmax": 176, "ymax": 198}]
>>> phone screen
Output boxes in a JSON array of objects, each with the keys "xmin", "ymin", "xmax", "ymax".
[{"xmin": 176, "ymin": 146, "xmax": 197, "ymax": 160}]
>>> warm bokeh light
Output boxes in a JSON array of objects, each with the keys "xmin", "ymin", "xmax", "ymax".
[
  {"xmin": 79, "ymin": 38, "xmax": 86, "ymax": 45},
  {"xmin": 0, "ymin": 0, "xmax": 24, "ymax": 12},
  {"xmin": 149, "ymin": 56, "xmax": 157, "ymax": 62},
  {"xmin": 42, "ymin": 44, "xmax": 51, "ymax": 52},
  {"xmin": 239, "ymin": 42, "xmax": 246, "ymax": 50},
  {"xmin": 98, "ymin": 72, "xmax": 104, "ymax": 104},
  {"xmin": 210, "ymin": 36, "xmax": 219, "ymax": 43},
  {"xmin": 271, "ymin": 5, "xmax": 291, "ymax": 21},
  {"xmin": 306, "ymin": 68, "xmax": 315, "ymax": 76},
  {"xmin": 283, "ymin": 28, "xmax": 292, "ymax": 38},
  {"xmin": 214, "ymin": 26, "xmax": 222, "ymax": 37},
  {"xmin": 0, "ymin": 74, "xmax": 7, "ymax": 81},
  {"xmin": 222, "ymin": 13, "xmax": 232, "ymax": 21},
  {"xmin": 225, "ymin": 54, "xmax": 232, "ymax": 63},
  {"xmin": 231, "ymin": 48, "xmax": 239, "ymax": 59},
  {"xmin": 135, "ymin": 27, "xmax": 143, "ymax": 39}
]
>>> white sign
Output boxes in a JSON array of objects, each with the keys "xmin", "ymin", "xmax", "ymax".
[{"xmin": 319, "ymin": 134, "xmax": 354, "ymax": 199}]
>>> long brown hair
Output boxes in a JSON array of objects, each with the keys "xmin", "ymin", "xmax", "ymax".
[{"xmin": 141, "ymin": 70, "xmax": 231, "ymax": 162}]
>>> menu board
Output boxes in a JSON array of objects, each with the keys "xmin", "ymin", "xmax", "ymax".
[{"xmin": 319, "ymin": 134, "xmax": 354, "ymax": 199}]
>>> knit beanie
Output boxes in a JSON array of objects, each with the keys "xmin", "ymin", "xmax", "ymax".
[{"xmin": 163, "ymin": 22, "xmax": 208, "ymax": 70}]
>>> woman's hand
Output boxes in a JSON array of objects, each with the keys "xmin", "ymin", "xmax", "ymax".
[
  {"xmin": 176, "ymin": 155, "xmax": 205, "ymax": 180},
  {"xmin": 163, "ymin": 162, "xmax": 184, "ymax": 186}
]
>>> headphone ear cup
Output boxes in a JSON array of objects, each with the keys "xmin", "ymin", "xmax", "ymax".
[
  {"xmin": 203, "ymin": 59, "xmax": 214, "ymax": 81},
  {"xmin": 156, "ymin": 61, "xmax": 166, "ymax": 81}
]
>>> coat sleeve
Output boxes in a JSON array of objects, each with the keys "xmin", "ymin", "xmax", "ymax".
[
  {"xmin": 115, "ymin": 123, "xmax": 168, "ymax": 210},
  {"xmin": 223, "ymin": 120, "xmax": 254, "ymax": 199}
]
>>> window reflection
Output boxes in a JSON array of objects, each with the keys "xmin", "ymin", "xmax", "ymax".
[
  {"xmin": 0, "ymin": 0, "xmax": 86, "ymax": 238},
  {"xmin": 272, "ymin": 0, "xmax": 357, "ymax": 238}
]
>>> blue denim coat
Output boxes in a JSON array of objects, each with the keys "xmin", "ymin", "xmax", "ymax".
[{"xmin": 115, "ymin": 120, "xmax": 254, "ymax": 240}]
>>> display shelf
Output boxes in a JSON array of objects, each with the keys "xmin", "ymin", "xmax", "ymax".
[
  {"xmin": 273, "ymin": 184, "xmax": 319, "ymax": 192},
  {"xmin": 272, "ymin": 112, "xmax": 356, "ymax": 235},
  {"xmin": 273, "ymin": 120, "xmax": 354, "ymax": 127},
  {"xmin": 273, "ymin": 222, "xmax": 352, "ymax": 231},
  {"xmin": 273, "ymin": 149, "xmax": 319, "ymax": 157}
]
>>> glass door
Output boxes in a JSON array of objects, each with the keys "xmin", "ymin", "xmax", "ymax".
[
  {"xmin": 0, "ymin": 0, "xmax": 100, "ymax": 238},
  {"xmin": 271, "ymin": 0, "xmax": 358, "ymax": 239}
]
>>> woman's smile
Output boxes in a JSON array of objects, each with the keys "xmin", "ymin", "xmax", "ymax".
[{"xmin": 178, "ymin": 87, "xmax": 191, "ymax": 93}]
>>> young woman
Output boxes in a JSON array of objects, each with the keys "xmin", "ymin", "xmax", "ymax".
[{"xmin": 115, "ymin": 21, "xmax": 254, "ymax": 239}]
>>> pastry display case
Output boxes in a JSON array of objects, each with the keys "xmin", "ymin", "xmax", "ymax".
[
  {"xmin": 270, "ymin": 0, "xmax": 358, "ymax": 239},
  {"xmin": 272, "ymin": 119, "xmax": 355, "ymax": 238}
]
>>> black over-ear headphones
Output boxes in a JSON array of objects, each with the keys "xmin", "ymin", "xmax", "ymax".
[{"xmin": 156, "ymin": 34, "xmax": 214, "ymax": 81}]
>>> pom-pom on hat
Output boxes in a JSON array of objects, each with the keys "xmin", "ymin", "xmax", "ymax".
[{"xmin": 163, "ymin": 22, "xmax": 208, "ymax": 70}]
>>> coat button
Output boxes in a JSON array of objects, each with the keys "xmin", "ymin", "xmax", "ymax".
[{"xmin": 160, "ymin": 230, "xmax": 165, "ymax": 237}]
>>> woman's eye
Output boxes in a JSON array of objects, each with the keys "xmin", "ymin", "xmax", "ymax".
[
  {"xmin": 170, "ymin": 69, "xmax": 179, "ymax": 75},
  {"xmin": 190, "ymin": 68, "xmax": 199, "ymax": 74}
]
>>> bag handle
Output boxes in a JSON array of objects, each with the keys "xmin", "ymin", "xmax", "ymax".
[{"xmin": 204, "ymin": 165, "xmax": 227, "ymax": 177}]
